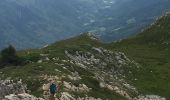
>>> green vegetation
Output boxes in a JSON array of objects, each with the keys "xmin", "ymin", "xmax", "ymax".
[
  {"xmin": 109, "ymin": 13, "xmax": 170, "ymax": 99},
  {"xmin": 0, "ymin": 45, "xmax": 24, "ymax": 67}
]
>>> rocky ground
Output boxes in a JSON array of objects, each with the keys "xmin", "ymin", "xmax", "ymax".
[{"xmin": 0, "ymin": 47, "xmax": 166, "ymax": 100}]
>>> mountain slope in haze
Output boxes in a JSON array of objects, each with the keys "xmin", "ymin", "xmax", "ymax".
[
  {"xmin": 1, "ymin": 13, "xmax": 170, "ymax": 99},
  {"xmin": 110, "ymin": 13, "xmax": 170, "ymax": 99},
  {"xmin": 1, "ymin": 0, "xmax": 170, "ymax": 49}
]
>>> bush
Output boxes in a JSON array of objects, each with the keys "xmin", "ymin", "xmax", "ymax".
[{"xmin": 0, "ymin": 45, "xmax": 21, "ymax": 66}]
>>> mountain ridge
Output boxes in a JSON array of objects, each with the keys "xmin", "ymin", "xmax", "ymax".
[{"xmin": 1, "ymin": 0, "xmax": 170, "ymax": 49}]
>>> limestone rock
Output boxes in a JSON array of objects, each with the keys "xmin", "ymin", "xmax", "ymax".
[
  {"xmin": 137, "ymin": 95, "xmax": 166, "ymax": 100},
  {"xmin": 5, "ymin": 93, "xmax": 44, "ymax": 100}
]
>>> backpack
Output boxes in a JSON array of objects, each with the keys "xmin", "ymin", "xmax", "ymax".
[{"xmin": 50, "ymin": 83, "xmax": 57, "ymax": 94}]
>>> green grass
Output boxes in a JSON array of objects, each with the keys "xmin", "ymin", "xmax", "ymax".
[
  {"xmin": 108, "ymin": 13, "xmax": 170, "ymax": 99},
  {"xmin": 109, "ymin": 44, "xmax": 170, "ymax": 98}
]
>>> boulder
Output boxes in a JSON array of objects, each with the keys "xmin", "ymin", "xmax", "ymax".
[{"xmin": 42, "ymin": 83, "xmax": 50, "ymax": 91}]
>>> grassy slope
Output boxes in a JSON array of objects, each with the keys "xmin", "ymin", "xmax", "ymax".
[
  {"xmin": 0, "ymin": 34, "xmax": 126, "ymax": 100},
  {"xmin": 109, "ymin": 13, "xmax": 170, "ymax": 99}
]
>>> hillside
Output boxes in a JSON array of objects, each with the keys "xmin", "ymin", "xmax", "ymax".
[
  {"xmin": 1, "ymin": 0, "xmax": 170, "ymax": 49},
  {"xmin": 0, "ymin": 33, "xmax": 135, "ymax": 100},
  {"xmin": 0, "ymin": 14, "xmax": 170, "ymax": 99},
  {"xmin": 110, "ymin": 13, "xmax": 170, "ymax": 99}
]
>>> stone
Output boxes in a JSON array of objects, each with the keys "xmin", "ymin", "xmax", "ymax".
[
  {"xmin": 5, "ymin": 93, "xmax": 44, "ymax": 100},
  {"xmin": 137, "ymin": 95, "xmax": 166, "ymax": 100},
  {"xmin": 60, "ymin": 92, "xmax": 76, "ymax": 100},
  {"xmin": 37, "ymin": 60, "xmax": 42, "ymax": 63},
  {"xmin": 42, "ymin": 83, "xmax": 50, "ymax": 91},
  {"xmin": 99, "ymin": 82, "xmax": 105, "ymax": 88}
]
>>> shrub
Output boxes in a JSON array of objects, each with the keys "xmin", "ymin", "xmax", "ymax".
[{"xmin": 0, "ymin": 45, "xmax": 21, "ymax": 66}]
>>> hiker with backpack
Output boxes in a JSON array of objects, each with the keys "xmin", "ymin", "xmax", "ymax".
[
  {"xmin": 50, "ymin": 80, "xmax": 57, "ymax": 100},
  {"xmin": 49, "ymin": 78, "xmax": 64, "ymax": 100}
]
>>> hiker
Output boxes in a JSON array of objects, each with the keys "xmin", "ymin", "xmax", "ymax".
[{"xmin": 50, "ymin": 81, "xmax": 57, "ymax": 100}]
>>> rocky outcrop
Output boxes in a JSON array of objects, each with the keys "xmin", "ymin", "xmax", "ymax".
[
  {"xmin": 63, "ymin": 81, "xmax": 91, "ymax": 93},
  {"xmin": 59, "ymin": 92, "xmax": 75, "ymax": 100},
  {"xmin": 65, "ymin": 47, "xmax": 138, "ymax": 99},
  {"xmin": 85, "ymin": 32, "xmax": 99, "ymax": 41},
  {"xmin": 99, "ymin": 82, "xmax": 132, "ymax": 99},
  {"xmin": 1, "ymin": 46, "xmax": 166, "ymax": 100},
  {"xmin": 4, "ymin": 93, "xmax": 44, "ymax": 100},
  {"xmin": 77, "ymin": 97, "xmax": 102, "ymax": 100},
  {"xmin": 137, "ymin": 95, "xmax": 166, "ymax": 100},
  {"xmin": 0, "ymin": 79, "xmax": 27, "ymax": 99},
  {"xmin": 67, "ymin": 72, "xmax": 81, "ymax": 81}
]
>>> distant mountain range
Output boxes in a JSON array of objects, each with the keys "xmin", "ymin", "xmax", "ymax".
[{"xmin": 0, "ymin": 0, "xmax": 170, "ymax": 49}]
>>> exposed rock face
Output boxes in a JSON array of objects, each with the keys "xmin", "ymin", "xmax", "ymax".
[
  {"xmin": 60, "ymin": 92, "xmax": 75, "ymax": 100},
  {"xmin": 99, "ymin": 82, "xmax": 131, "ymax": 99},
  {"xmin": 0, "ymin": 80, "xmax": 27, "ymax": 99},
  {"xmin": 4, "ymin": 93, "xmax": 44, "ymax": 100},
  {"xmin": 86, "ymin": 32, "xmax": 99, "ymax": 41},
  {"xmin": 63, "ymin": 81, "xmax": 91, "ymax": 93},
  {"xmin": 58, "ymin": 92, "xmax": 101, "ymax": 100},
  {"xmin": 77, "ymin": 96, "xmax": 102, "ymax": 100},
  {"xmin": 68, "ymin": 72, "xmax": 81, "ymax": 81},
  {"xmin": 137, "ymin": 95, "xmax": 166, "ymax": 100},
  {"xmin": 4, "ymin": 92, "xmax": 102, "ymax": 100},
  {"xmin": 65, "ymin": 47, "xmax": 137, "ymax": 99},
  {"xmin": 65, "ymin": 47, "xmax": 133, "ymax": 74}
]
